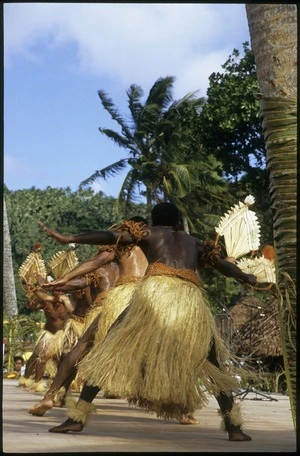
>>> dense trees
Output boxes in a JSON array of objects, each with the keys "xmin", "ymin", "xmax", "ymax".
[{"xmin": 4, "ymin": 186, "xmax": 146, "ymax": 313}]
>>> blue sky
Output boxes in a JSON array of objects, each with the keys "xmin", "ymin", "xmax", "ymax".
[{"xmin": 4, "ymin": 3, "xmax": 251, "ymax": 198}]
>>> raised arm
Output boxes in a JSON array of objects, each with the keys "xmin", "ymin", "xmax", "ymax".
[{"xmin": 39, "ymin": 222, "xmax": 121, "ymax": 245}]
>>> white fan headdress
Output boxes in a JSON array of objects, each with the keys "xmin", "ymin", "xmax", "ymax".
[
  {"xmin": 48, "ymin": 244, "xmax": 79, "ymax": 279},
  {"xmin": 19, "ymin": 246, "xmax": 47, "ymax": 286},
  {"xmin": 236, "ymin": 256, "xmax": 276, "ymax": 284},
  {"xmin": 215, "ymin": 195, "xmax": 261, "ymax": 259}
]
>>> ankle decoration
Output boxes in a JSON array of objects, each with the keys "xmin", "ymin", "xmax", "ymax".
[
  {"xmin": 33, "ymin": 381, "xmax": 46, "ymax": 392},
  {"xmin": 66, "ymin": 397, "xmax": 96, "ymax": 426},
  {"xmin": 53, "ymin": 386, "xmax": 66, "ymax": 404},
  {"xmin": 218, "ymin": 402, "xmax": 244, "ymax": 432},
  {"xmin": 19, "ymin": 377, "xmax": 33, "ymax": 388}
]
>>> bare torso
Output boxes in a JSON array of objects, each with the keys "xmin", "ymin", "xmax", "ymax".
[
  {"xmin": 118, "ymin": 246, "xmax": 148, "ymax": 277},
  {"xmin": 42, "ymin": 302, "xmax": 71, "ymax": 333},
  {"xmin": 138, "ymin": 227, "xmax": 199, "ymax": 270}
]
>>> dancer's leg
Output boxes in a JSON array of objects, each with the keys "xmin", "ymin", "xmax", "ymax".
[
  {"xmin": 208, "ymin": 342, "xmax": 251, "ymax": 441},
  {"xmin": 28, "ymin": 315, "xmax": 100, "ymax": 416},
  {"xmin": 48, "ymin": 382, "xmax": 100, "ymax": 433}
]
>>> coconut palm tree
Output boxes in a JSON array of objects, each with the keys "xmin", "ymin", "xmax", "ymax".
[
  {"xmin": 3, "ymin": 196, "xmax": 18, "ymax": 318},
  {"xmin": 80, "ymin": 76, "xmax": 208, "ymax": 222},
  {"xmin": 246, "ymin": 3, "xmax": 297, "ymax": 427}
]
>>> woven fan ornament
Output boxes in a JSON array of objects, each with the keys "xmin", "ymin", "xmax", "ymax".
[
  {"xmin": 48, "ymin": 243, "xmax": 79, "ymax": 279},
  {"xmin": 236, "ymin": 251, "xmax": 276, "ymax": 284},
  {"xmin": 215, "ymin": 195, "xmax": 261, "ymax": 260},
  {"xmin": 18, "ymin": 244, "xmax": 47, "ymax": 286}
]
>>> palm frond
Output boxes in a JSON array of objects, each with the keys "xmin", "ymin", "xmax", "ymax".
[
  {"xmin": 145, "ymin": 76, "xmax": 175, "ymax": 110},
  {"xmin": 98, "ymin": 90, "xmax": 132, "ymax": 138},
  {"xmin": 80, "ymin": 159, "xmax": 129, "ymax": 188},
  {"xmin": 114, "ymin": 169, "xmax": 141, "ymax": 214},
  {"xmin": 127, "ymin": 84, "xmax": 144, "ymax": 127},
  {"xmin": 98, "ymin": 128, "xmax": 132, "ymax": 148}
]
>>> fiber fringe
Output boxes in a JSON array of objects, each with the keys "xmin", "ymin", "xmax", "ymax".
[
  {"xmin": 53, "ymin": 386, "xmax": 67, "ymax": 405},
  {"xmin": 19, "ymin": 376, "xmax": 34, "ymax": 388},
  {"xmin": 81, "ymin": 275, "xmax": 234, "ymax": 418},
  {"xmin": 35, "ymin": 329, "xmax": 65, "ymax": 362},
  {"xmin": 77, "ymin": 281, "xmax": 138, "ymax": 378},
  {"xmin": 31, "ymin": 381, "xmax": 45, "ymax": 392},
  {"xmin": 66, "ymin": 396, "xmax": 97, "ymax": 426},
  {"xmin": 83, "ymin": 306, "xmax": 103, "ymax": 333},
  {"xmin": 218, "ymin": 402, "xmax": 244, "ymax": 431},
  {"xmin": 61, "ymin": 318, "xmax": 85, "ymax": 354}
]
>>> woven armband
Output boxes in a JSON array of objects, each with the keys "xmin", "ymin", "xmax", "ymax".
[{"xmin": 198, "ymin": 239, "xmax": 222, "ymax": 268}]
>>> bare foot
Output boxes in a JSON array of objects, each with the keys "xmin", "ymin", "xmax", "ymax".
[
  {"xmin": 48, "ymin": 418, "xmax": 83, "ymax": 433},
  {"xmin": 28, "ymin": 398, "xmax": 54, "ymax": 416},
  {"xmin": 228, "ymin": 431, "xmax": 252, "ymax": 441},
  {"xmin": 178, "ymin": 414, "xmax": 199, "ymax": 425}
]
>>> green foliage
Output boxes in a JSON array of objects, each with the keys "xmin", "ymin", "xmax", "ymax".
[
  {"xmin": 3, "ymin": 314, "xmax": 43, "ymax": 370},
  {"xmin": 198, "ymin": 42, "xmax": 273, "ymax": 245},
  {"xmin": 199, "ymin": 42, "xmax": 266, "ymax": 177},
  {"xmin": 4, "ymin": 186, "xmax": 146, "ymax": 313}
]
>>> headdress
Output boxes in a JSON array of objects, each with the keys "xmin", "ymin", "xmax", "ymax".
[
  {"xmin": 236, "ymin": 245, "xmax": 276, "ymax": 290},
  {"xmin": 48, "ymin": 243, "xmax": 79, "ymax": 279},
  {"xmin": 215, "ymin": 195, "xmax": 261, "ymax": 260},
  {"xmin": 18, "ymin": 245, "xmax": 47, "ymax": 287}
]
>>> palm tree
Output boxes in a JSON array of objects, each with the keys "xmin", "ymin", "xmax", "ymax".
[
  {"xmin": 80, "ymin": 76, "xmax": 208, "ymax": 222},
  {"xmin": 3, "ymin": 196, "xmax": 18, "ymax": 318},
  {"xmin": 246, "ymin": 3, "xmax": 297, "ymax": 427}
]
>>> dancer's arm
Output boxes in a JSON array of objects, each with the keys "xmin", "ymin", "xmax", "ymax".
[
  {"xmin": 42, "ymin": 250, "xmax": 115, "ymax": 289},
  {"xmin": 39, "ymin": 222, "xmax": 123, "ymax": 245}
]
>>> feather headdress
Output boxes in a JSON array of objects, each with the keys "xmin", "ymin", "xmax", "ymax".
[
  {"xmin": 215, "ymin": 195, "xmax": 261, "ymax": 259},
  {"xmin": 48, "ymin": 244, "xmax": 79, "ymax": 279},
  {"xmin": 18, "ymin": 247, "xmax": 47, "ymax": 286}
]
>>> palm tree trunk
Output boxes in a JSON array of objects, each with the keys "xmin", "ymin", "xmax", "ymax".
[
  {"xmin": 246, "ymin": 3, "xmax": 297, "ymax": 427},
  {"xmin": 3, "ymin": 197, "xmax": 18, "ymax": 318}
]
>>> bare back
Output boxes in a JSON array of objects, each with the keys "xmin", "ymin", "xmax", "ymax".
[
  {"xmin": 118, "ymin": 246, "xmax": 148, "ymax": 277},
  {"xmin": 138, "ymin": 227, "xmax": 199, "ymax": 270}
]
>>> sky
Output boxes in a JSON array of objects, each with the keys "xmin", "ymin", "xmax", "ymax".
[{"xmin": 4, "ymin": 3, "xmax": 251, "ymax": 198}]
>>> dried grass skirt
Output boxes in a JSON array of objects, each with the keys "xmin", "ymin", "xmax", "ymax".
[
  {"xmin": 77, "ymin": 280, "xmax": 139, "ymax": 374},
  {"xmin": 78, "ymin": 275, "xmax": 238, "ymax": 419}
]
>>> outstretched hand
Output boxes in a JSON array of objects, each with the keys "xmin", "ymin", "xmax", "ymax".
[
  {"xmin": 41, "ymin": 277, "xmax": 68, "ymax": 289},
  {"xmin": 38, "ymin": 222, "xmax": 71, "ymax": 244}
]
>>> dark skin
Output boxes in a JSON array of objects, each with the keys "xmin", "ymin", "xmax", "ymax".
[
  {"xmin": 23, "ymin": 290, "xmax": 74, "ymax": 384},
  {"xmin": 38, "ymin": 222, "xmax": 255, "ymax": 286},
  {"xmin": 25, "ymin": 262, "xmax": 119, "ymax": 395},
  {"xmin": 38, "ymin": 210, "xmax": 256, "ymax": 441},
  {"xmin": 28, "ymin": 246, "xmax": 147, "ymax": 416},
  {"xmin": 28, "ymin": 243, "xmax": 196, "ymax": 425}
]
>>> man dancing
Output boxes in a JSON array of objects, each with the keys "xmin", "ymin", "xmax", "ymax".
[{"xmin": 38, "ymin": 203, "xmax": 256, "ymax": 441}]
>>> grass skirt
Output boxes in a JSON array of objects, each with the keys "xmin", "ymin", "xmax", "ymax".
[
  {"xmin": 34, "ymin": 329, "xmax": 65, "ymax": 362},
  {"xmin": 81, "ymin": 275, "xmax": 238, "ymax": 419},
  {"xmin": 61, "ymin": 317, "xmax": 85, "ymax": 354},
  {"xmin": 77, "ymin": 280, "xmax": 139, "ymax": 376}
]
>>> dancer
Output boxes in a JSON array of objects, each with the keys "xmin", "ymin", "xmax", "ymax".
[
  {"xmin": 20, "ymin": 287, "xmax": 75, "ymax": 390},
  {"xmin": 30, "ymin": 217, "xmax": 197, "ymax": 425},
  {"xmin": 28, "ymin": 218, "xmax": 148, "ymax": 416},
  {"xmin": 18, "ymin": 245, "xmax": 76, "ymax": 390},
  {"xmin": 38, "ymin": 203, "xmax": 256, "ymax": 441}
]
